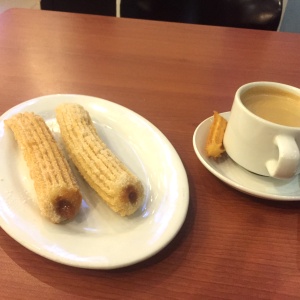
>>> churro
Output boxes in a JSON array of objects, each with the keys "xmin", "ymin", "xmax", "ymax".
[
  {"xmin": 205, "ymin": 111, "xmax": 227, "ymax": 158},
  {"xmin": 5, "ymin": 112, "xmax": 82, "ymax": 223},
  {"xmin": 56, "ymin": 103, "xmax": 144, "ymax": 216}
]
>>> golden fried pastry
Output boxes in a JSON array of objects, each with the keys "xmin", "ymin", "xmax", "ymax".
[
  {"xmin": 56, "ymin": 103, "xmax": 144, "ymax": 216},
  {"xmin": 5, "ymin": 112, "xmax": 82, "ymax": 223},
  {"xmin": 205, "ymin": 111, "xmax": 227, "ymax": 158}
]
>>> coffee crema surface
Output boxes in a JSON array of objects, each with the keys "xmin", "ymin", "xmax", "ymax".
[{"xmin": 242, "ymin": 87, "xmax": 300, "ymax": 127}]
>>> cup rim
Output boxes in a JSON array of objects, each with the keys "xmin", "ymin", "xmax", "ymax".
[{"xmin": 235, "ymin": 81, "xmax": 300, "ymax": 129}]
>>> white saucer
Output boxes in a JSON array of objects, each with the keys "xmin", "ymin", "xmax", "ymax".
[
  {"xmin": 193, "ymin": 112, "xmax": 300, "ymax": 201},
  {"xmin": 0, "ymin": 94, "xmax": 189, "ymax": 269}
]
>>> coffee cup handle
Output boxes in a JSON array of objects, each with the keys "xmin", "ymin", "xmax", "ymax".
[{"xmin": 266, "ymin": 135, "xmax": 299, "ymax": 179}]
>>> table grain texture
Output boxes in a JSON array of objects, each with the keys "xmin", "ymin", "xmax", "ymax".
[{"xmin": 1, "ymin": 8, "xmax": 300, "ymax": 300}]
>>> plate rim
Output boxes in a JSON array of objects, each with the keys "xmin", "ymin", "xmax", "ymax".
[{"xmin": 0, "ymin": 94, "xmax": 190, "ymax": 269}]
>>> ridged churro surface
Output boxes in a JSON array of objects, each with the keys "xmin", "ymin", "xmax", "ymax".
[
  {"xmin": 205, "ymin": 111, "xmax": 227, "ymax": 158},
  {"xmin": 5, "ymin": 112, "xmax": 82, "ymax": 223},
  {"xmin": 56, "ymin": 103, "xmax": 144, "ymax": 216}
]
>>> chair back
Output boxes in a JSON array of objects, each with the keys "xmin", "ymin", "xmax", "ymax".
[{"xmin": 121, "ymin": 0, "xmax": 283, "ymax": 31}]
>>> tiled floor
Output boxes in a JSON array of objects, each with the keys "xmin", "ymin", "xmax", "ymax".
[{"xmin": 0, "ymin": 0, "xmax": 40, "ymax": 14}]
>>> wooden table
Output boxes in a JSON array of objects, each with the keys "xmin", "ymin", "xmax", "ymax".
[{"xmin": 1, "ymin": 8, "xmax": 300, "ymax": 299}]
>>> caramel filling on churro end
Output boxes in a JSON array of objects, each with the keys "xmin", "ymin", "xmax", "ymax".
[
  {"xmin": 56, "ymin": 198, "xmax": 75, "ymax": 219},
  {"xmin": 123, "ymin": 184, "xmax": 138, "ymax": 204},
  {"xmin": 128, "ymin": 191, "xmax": 138, "ymax": 204}
]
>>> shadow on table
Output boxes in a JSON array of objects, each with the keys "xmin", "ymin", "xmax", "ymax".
[{"xmin": 235, "ymin": 192, "xmax": 300, "ymax": 271}]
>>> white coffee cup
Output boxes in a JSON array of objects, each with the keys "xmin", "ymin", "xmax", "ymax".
[{"xmin": 223, "ymin": 82, "xmax": 300, "ymax": 179}]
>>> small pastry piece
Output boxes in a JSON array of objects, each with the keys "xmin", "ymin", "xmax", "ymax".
[
  {"xmin": 205, "ymin": 111, "xmax": 227, "ymax": 158},
  {"xmin": 56, "ymin": 103, "xmax": 144, "ymax": 216},
  {"xmin": 5, "ymin": 112, "xmax": 82, "ymax": 224}
]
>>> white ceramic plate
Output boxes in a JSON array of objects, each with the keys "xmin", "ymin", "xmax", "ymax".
[
  {"xmin": 193, "ymin": 112, "xmax": 300, "ymax": 201},
  {"xmin": 0, "ymin": 95, "xmax": 189, "ymax": 269}
]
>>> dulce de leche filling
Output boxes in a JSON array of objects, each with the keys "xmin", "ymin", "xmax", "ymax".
[{"xmin": 55, "ymin": 198, "xmax": 76, "ymax": 219}]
